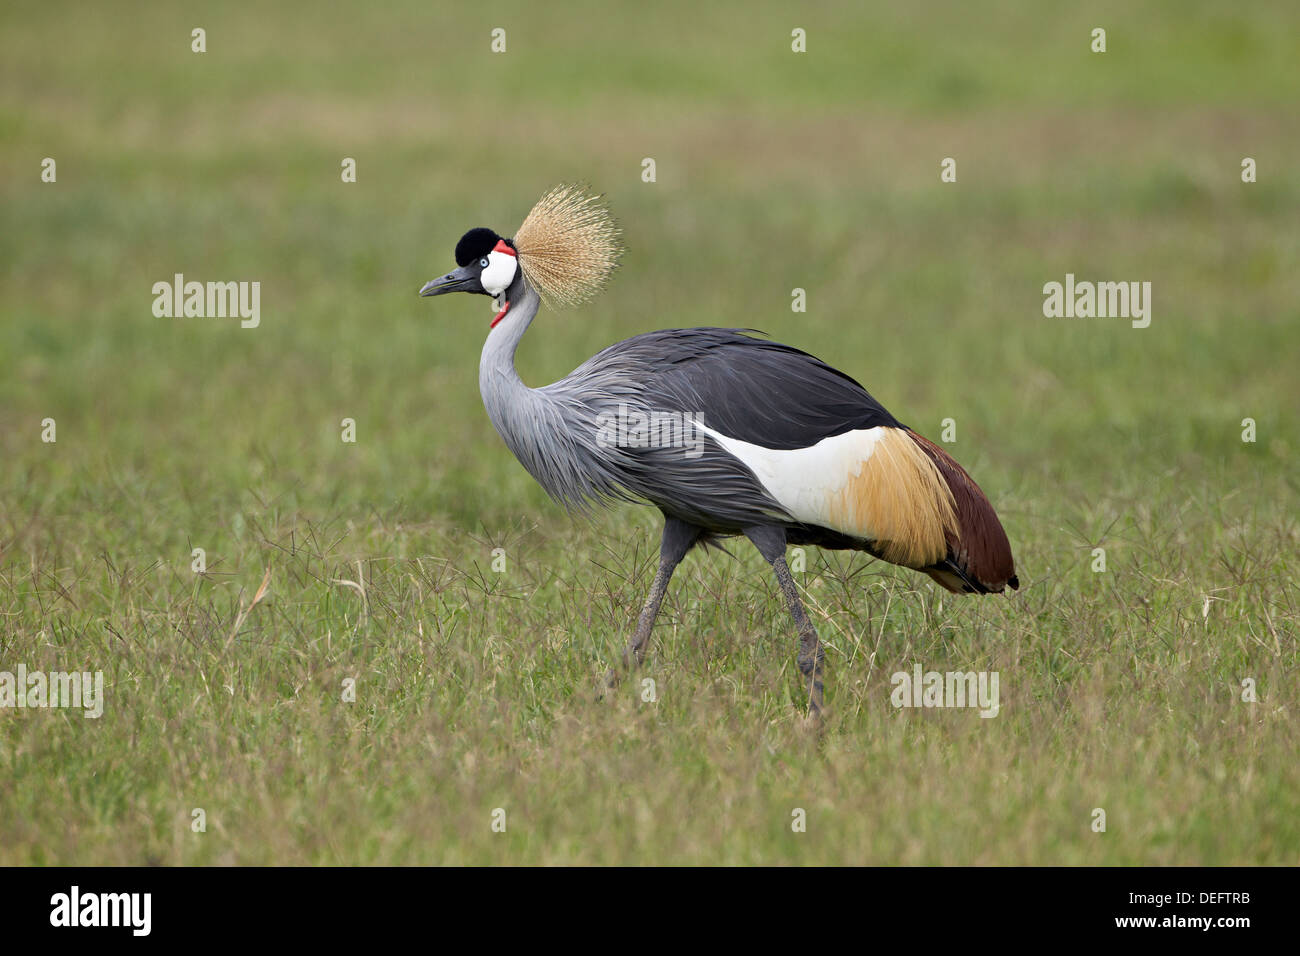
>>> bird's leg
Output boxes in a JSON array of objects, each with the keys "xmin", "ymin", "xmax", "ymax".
[
  {"xmin": 626, "ymin": 565, "xmax": 674, "ymax": 668},
  {"xmin": 606, "ymin": 516, "xmax": 701, "ymax": 687},
  {"xmin": 744, "ymin": 526, "xmax": 825, "ymax": 716}
]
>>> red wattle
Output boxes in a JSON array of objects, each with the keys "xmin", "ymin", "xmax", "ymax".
[{"xmin": 491, "ymin": 301, "xmax": 511, "ymax": 327}]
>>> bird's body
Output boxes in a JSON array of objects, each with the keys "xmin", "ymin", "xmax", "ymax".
[
  {"xmin": 480, "ymin": 278, "xmax": 1016, "ymax": 595},
  {"xmin": 425, "ymin": 185, "xmax": 1018, "ymax": 714}
]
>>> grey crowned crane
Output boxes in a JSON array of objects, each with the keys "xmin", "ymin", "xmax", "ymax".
[{"xmin": 420, "ymin": 185, "xmax": 1018, "ymax": 715}]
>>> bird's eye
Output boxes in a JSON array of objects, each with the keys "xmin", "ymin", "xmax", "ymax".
[{"xmin": 479, "ymin": 258, "xmax": 490, "ymax": 269}]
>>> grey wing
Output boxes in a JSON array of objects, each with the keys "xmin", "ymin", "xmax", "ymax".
[
  {"xmin": 545, "ymin": 328, "xmax": 901, "ymax": 532},
  {"xmin": 576, "ymin": 327, "xmax": 903, "ymax": 447}
]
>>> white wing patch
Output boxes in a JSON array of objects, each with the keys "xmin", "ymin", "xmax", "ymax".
[
  {"xmin": 699, "ymin": 424, "xmax": 888, "ymax": 534},
  {"xmin": 699, "ymin": 422, "xmax": 956, "ymax": 567}
]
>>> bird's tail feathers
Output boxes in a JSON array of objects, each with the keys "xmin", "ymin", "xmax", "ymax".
[
  {"xmin": 828, "ymin": 426, "xmax": 958, "ymax": 569},
  {"xmin": 906, "ymin": 430, "xmax": 1018, "ymax": 594}
]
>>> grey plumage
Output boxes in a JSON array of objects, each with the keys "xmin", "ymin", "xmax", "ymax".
[
  {"xmin": 480, "ymin": 270, "xmax": 791, "ymax": 533},
  {"xmin": 575, "ymin": 326, "xmax": 902, "ymax": 449}
]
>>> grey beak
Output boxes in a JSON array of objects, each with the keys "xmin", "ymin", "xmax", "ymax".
[{"xmin": 419, "ymin": 264, "xmax": 477, "ymax": 297}]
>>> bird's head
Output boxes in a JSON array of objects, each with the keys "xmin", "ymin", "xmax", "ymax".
[
  {"xmin": 419, "ymin": 227, "xmax": 519, "ymax": 301},
  {"xmin": 419, "ymin": 185, "xmax": 623, "ymax": 327}
]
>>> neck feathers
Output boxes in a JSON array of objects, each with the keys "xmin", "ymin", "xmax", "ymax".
[{"xmin": 477, "ymin": 273, "xmax": 563, "ymax": 498}]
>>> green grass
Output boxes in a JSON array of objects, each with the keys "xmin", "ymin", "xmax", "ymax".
[{"xmin": 0, "ymin": 0, "xmax": 1296, "ymax": 864}]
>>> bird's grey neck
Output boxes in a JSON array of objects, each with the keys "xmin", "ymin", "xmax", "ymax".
[
  {"xmin": 479, "ymin": 270, "xmax": 540, "ymax": 397},
  {"xmin": 478, "ymin": 273, "xmax": 568, "ymax": 497}
]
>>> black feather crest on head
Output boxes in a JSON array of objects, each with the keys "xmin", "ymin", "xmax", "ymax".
[{"xmin": 454, "ymin": 227, "xmax": 502, "ymax": 267}]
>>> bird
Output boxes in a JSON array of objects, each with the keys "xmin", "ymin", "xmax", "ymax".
[{"xmin": 420, "ymin": 184, "xmax": 1018, "ymax": 715}]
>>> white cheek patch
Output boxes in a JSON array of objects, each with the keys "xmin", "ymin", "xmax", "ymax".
[{"xmin": 480, "ymin": 250, "xmax": 517, "ymax": 296}]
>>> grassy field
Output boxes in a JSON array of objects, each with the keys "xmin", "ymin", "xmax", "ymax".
[{"xmin": 1, "ymin": 0, "xmax": 1297, "ymax": 864}]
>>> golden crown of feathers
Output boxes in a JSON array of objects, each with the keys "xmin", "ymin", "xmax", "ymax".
[{"xmin": 512, "ymin": 184, "xmax": 623, "ymax": 309}]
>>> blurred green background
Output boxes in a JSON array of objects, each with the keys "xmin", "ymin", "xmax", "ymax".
[{"xmin": 0, "ymin": 1, "xmax": 1296, "ymax": 864}]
